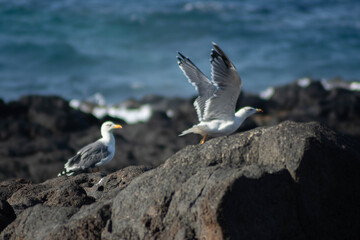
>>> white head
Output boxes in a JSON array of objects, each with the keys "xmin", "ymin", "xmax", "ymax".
[
  {"xmin": 101, "ymin": 121, "xmax": 122, "ymax": 137},
  {"xmin": 235, "ymin": 106, "xmax": 262, "ymax": 119}
]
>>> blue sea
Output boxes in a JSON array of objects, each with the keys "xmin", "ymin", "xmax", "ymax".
[{"xmin": 0, "ymin": 0, "xmax": 359, "ymax": 103}]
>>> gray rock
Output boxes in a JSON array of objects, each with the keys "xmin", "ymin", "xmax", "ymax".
[
  {"xmin": 1, "ymin": 121, "xmax": 360, "ymax": 239},
  {"xmin": 86, "ymin": 165, "xmax": 152, "ymax": 201},
  {"xmin": 7, "ymin": 174, "xmax": 97, "ymax": 216},
  {"xmin": 43, "ymin": 202, "xmax": 112, "ymax": 240},
  {"xmin": 106, "ymin": 121, "xmax": 360, "ymax": 239},
  {"xmin": 0, "ymin": 204, "xmax": 78, "ymax": 240},
  {"xmin": 0, "ymin": 179, "xmax": 31, "ymax": 201}
]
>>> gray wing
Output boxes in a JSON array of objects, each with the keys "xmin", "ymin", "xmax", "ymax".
[
  {"xmin": 203, "ymin": 42, "xmax": 242, "ymax": 121},
  {"xmin": 177, "ymin": 52, "xmax": 216, "ymax": 121},
  {"xmin": 66, "ymin": 141, "xmax": 110, "ymax": 170}
]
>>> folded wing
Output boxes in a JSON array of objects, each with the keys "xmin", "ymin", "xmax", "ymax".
[{"xmin": 65, "ymin": 141, "xmax": 110, "ymax": 171}]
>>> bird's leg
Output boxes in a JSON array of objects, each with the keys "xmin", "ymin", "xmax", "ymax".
[{"xmin": 200, "ymin": 135, "xmax": 207, "ymax": 144}]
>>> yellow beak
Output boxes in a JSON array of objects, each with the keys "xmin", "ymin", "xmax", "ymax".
[
  {"xmin": 256, "ymin": 109, "xmax": 263, "ymax": 112},
  {"xmin": 114, "ymin": 124, "xmax": 122, "ymax": 129}
]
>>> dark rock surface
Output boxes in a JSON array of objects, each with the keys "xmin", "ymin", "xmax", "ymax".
[
  {"xmin": 0, "ymin": 200, "xmax": 16, "ymax": 232},
  {"xmin": 0, "ymin": 95, "xmax": 99, "ymax": 182},
  {"xmin": 261, "ymin": 80, "xmax": 360, "ymax": 140},
  {"xmin": 1, "ymin": 121, "xmax": 360, "ymax": 239},
  {"xmin": 1, "ymin": 204, "xmax": 78, "ymax": 240}
]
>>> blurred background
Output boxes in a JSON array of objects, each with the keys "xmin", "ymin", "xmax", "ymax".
[
  {"xmin": 1, "ymin": 0, "xmax": 360, "ymax": 183},
  {"xmin": 0, "ymin": 0, "xmax": 359, "ymax": 103}
]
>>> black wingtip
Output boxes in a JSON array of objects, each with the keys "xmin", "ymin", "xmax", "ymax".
[
  {"xmin": 210, "ymin": 43, "xmax": 233, "ymax": 68},
  {"xmin": 210, "ymin": 48, "xmax": 221, "ymax": 63},
  {"xmin": 177, "ymin": 51, "xmax": 187, "ymax": 59},
  {"xmin": 176, "ymin": 56, "xmax": 182, "ymax": 65}
]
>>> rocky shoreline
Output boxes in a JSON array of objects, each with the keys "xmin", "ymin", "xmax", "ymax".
[
  {"xmin": 1, "ymin": 78, "xmax": 360, "ymax": 183},
  {"xmin": 1, "ymin": 78, "xmax": 360, "ymax": 239}
]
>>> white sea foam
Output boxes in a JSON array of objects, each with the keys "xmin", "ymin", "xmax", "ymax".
[
  {"xmin": 321, "ymin": 79, "xmax": 333, "ymax": 91},
  {"xmin": 88, "ymin": 93, "xmax": 106, "ymax": 106},
  {"xmin": 259, "ymin": 87, "xmax": 275, "ymax": 100},
  {"xmin": 69, "ymin": 99, "xmax": 94, "ymax": 113},
  {"xmin": 350, "ymin": 82, "xmax": 360, "ymax": 91},
  {"xmin": 107, "ymin": 104, "xmax": 152, "ymax": 124},
  {"xmin": 297, "ymin": 77, "xmax": 311, "ymax": 88},
  {"xmin": 69, "ymin": 99, "xmax": 81, "ymax": 109},
  {"xmin": 70, "ymin": 92, "xmax": 153, "ymax": 124},
  {"xmin": 184, "ymin": 2, "xmax": 224, "ymax": 12},
  {"xmin": 321, "ymin": 79, "xmax": 360, "ymax": 91},
  {"xmin": 92, "ymin": 106, "xmax": 108, "ymax": 119}
]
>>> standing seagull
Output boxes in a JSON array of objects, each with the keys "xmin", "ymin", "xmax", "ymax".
[
  {"xmin": 58, "ymin": 121, "xmax": 122, "ymax": 176},
  {"xmin": 177, "ymin": 42, "xmax": 262, "ymax": 144}
]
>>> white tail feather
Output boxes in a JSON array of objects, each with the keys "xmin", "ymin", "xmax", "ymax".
[{"xmin": 179, "ymin": 128, "xmax": 194, "ymax": 136}]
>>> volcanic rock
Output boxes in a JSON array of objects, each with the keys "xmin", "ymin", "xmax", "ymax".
[{"xmin": 1, "ymin": 121, "xmax": 359, "ymax": 239}]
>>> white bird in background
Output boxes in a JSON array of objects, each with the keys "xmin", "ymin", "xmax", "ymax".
[
  {"xmin": 58, "ymin": 121, "xmax": 122, "ymax": 176},
  {"xmin": 177, "ymin": 42, "xmax": 262, "ymax": 144}
]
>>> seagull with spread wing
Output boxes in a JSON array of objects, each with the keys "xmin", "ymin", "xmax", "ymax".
[{"xmin": 177, "ymin": 42, "xmax": 262, "ymax": 144}]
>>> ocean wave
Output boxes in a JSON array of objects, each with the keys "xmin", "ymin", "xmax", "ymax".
[
  {"xmin": 183, "ymin": 1, "xmax": 227, "ymax": 13},
  {"xmin": 0, "ymin": 40, "xmax": 97, "ymax": 68},
  {"xmin": 0, "ymin": 0, "xmax": 359, "ymax": 103}
]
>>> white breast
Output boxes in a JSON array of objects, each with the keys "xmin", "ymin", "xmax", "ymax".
[{"xmin": 199, "ymin": 119, "xmax": 241, "ymax": 137}]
